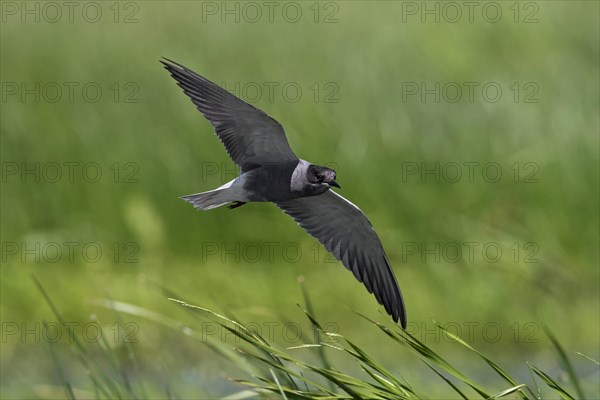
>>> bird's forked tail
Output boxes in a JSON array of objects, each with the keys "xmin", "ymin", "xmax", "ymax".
[{"xmin": 180, "ymin": 179, "xmax": 242, "ymax": 211}]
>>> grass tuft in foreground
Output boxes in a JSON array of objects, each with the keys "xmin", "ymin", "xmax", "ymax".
[{"xmin": 36, "ymin": 276, "xmax": 595, "ymax": 399}]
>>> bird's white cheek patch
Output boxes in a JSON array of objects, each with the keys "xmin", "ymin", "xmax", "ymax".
[{"xmin": 290, "ymin": 159, "xmax": 310, "ymax": 192}]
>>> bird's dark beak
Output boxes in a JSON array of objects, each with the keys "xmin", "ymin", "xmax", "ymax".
[{"xmin": 329, "ymin": 180, "xmax": 341, "ymax": 189}]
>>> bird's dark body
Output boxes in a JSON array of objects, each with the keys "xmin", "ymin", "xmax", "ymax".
[
  {"xmin": 243, "ymin": 161, "xmax": 299, "ymax": 202},
  {"xmin": 243, "ymin": 161, "xmax": 329, "ymax": 202}
]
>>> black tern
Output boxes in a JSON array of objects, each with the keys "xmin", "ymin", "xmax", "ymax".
[{"xmin": 162, "ymin": 58, "xmax": 407, "ymax": 328}]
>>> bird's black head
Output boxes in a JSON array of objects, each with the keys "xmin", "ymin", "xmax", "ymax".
[{"xmin": 307, "ymin": 164, "xmax": 340, "ymax": 189}]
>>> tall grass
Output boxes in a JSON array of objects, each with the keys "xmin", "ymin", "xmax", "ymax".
[{"xmin": 35, "ymin": 276, "xmax": 596, "ymax": 400}]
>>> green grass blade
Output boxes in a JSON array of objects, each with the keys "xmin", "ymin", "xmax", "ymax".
[
  {"xmin": 300, "ymin": 281, "xmax": 336, "ymax": 393},
  {"xmin": 544, "ymin": 326, "xmax": 585, "ymax": 399},
  {"xmin": 575, "ymin": 352, "xmax": 599, "ymax": 366},
  {"xmin": 105, "ymin": 293, "xmax": 147, "ymax": 400},
  {"xmin": 530, "ymin": 365, "xmax": 575, "ymax": 400},
  {"xmin": 221, "ymin": 389, "xmax": 264, "ymax": 400},
  {"xmin": 343, "ymin": 339, "xmax": 415, "ymax": 397},
  {"xmin": 487, "ymin": 384, "xmax": 528, "ymax": 399},
  {"xmin": 32, "ymin": 275, "xmax": 124, "ymax": 400},
  {"xmin": 423, "ymin": 361, "xmax": 469, "ymax": 400},
  {"xmin": 433, "ymin": 321, "xmax": 528, "ymax": 400},
  {"xmin": 526, "ymin": 362, "xmax": 542, "ymax": 399},
  {"xmin": 355, "ymin": 313, "xmax": 490, "ymax": 398},
  {"xmin": 45, "ymin": 321, "xmax": 76, "ymax": 400},
  {"xmin": 271, "ymin": 367, "xmax": 289, "ymax": 399},
  {"xmin": 359, "ymin": 365, "xmax": 413, "ymax": 399}
]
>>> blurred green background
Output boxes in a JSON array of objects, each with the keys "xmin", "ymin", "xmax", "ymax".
[{"xmin": 1, "ymin": 1, "xmax": 598, "ymax": 398}]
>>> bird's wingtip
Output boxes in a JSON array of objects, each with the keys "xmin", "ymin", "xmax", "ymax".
[
  {"xmin": 396, "ymin": 304, "xmax": 407, "ymax": 329},
  {"xmin": 399, "ymin": 314, "xmax": 407, "ymax": 329},
  {"xmin": 160, "ymin": 57, "xmax": 182, "ymax": 70}
]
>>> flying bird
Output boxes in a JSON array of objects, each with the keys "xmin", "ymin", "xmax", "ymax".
[{"xmin": 162, "ymin": 58, "xmax": 407, "ymax": 328}]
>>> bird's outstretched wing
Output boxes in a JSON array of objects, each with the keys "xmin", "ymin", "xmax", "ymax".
[
  {"xmin": 161, "ymin": 58, "xmax": 298, "ymax": 171},
  {"xmin": 276, "ymin": 190, "xmax": 406, "ymax": 327}
]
